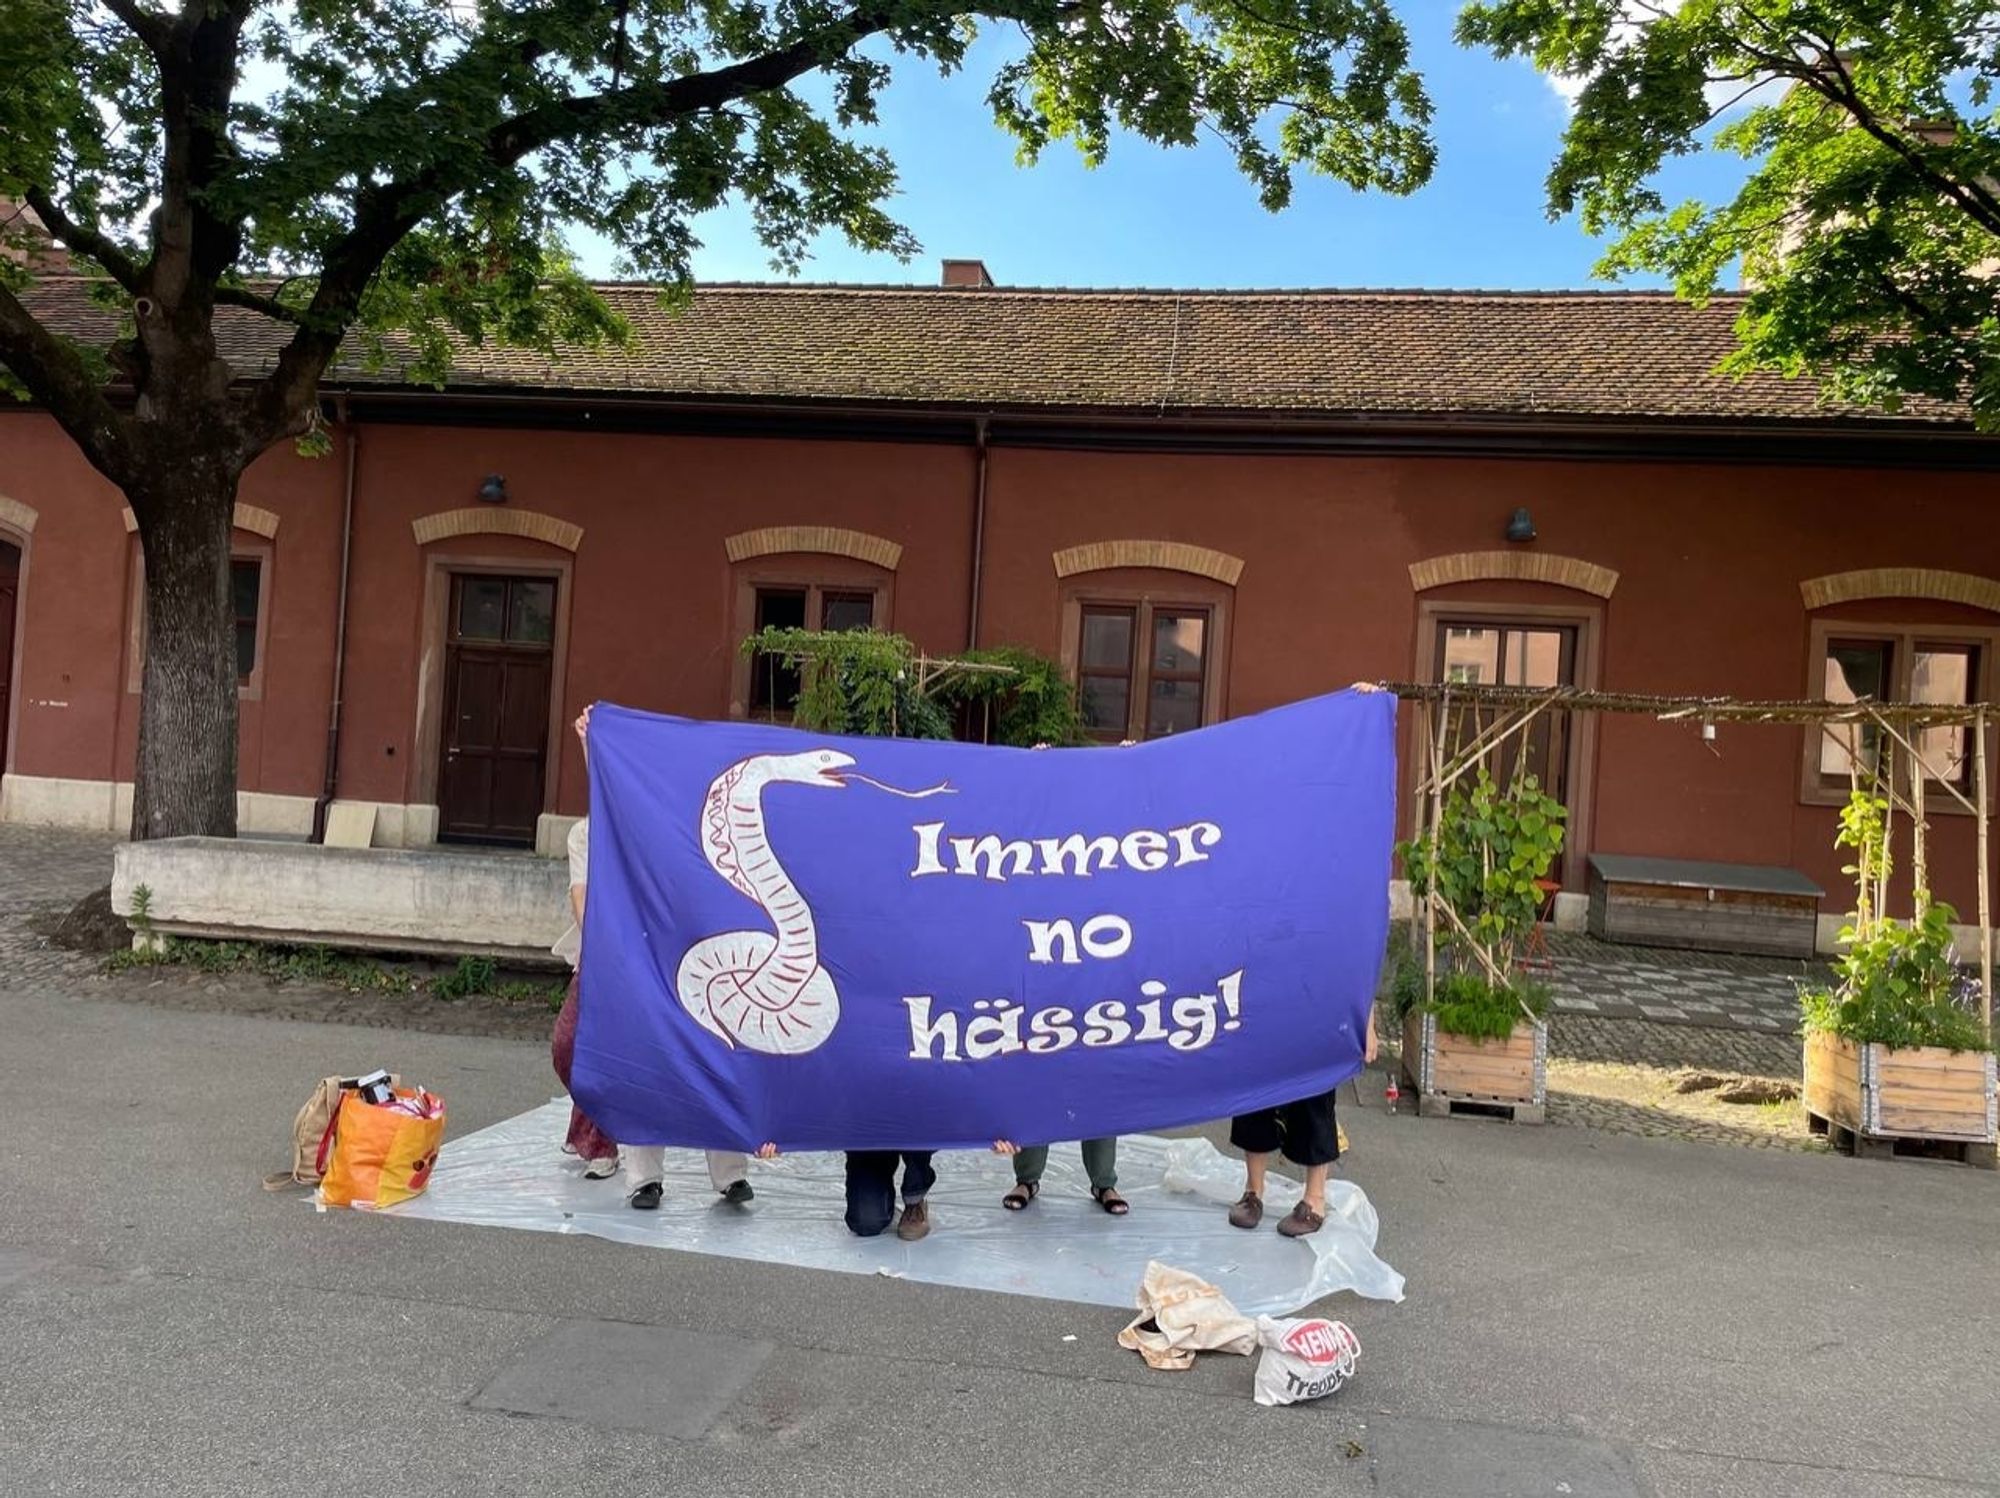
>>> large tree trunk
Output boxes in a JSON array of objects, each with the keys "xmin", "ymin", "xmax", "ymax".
[{"xmin": 130, "ymin": 474, "xmax": 239, "ymax": 841}]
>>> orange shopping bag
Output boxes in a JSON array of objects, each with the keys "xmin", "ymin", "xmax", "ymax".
[{"xmin": 317, "ymin": 1088, "xmax": 446, "ymax": 1209}]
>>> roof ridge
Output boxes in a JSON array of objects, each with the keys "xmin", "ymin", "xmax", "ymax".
[{"xmin": 593, "ymin": 280, "xmax": 1718, "ymax": 302}]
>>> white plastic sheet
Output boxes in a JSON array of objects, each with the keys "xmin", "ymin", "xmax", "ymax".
[{"xmin": 390, "ymin": 1101, "xmax": 1405, "ymax": 1315}]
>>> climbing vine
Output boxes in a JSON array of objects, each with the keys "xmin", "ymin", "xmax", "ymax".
[{"xmin": 741, "ymin": 629, "xmax": 1085, "ymax": 745}]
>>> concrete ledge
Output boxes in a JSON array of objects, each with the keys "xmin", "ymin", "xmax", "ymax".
[
  {"xmin": 0, "ymin": 773, "xmax": 126, "ymax": 832},
  {"xmin": 2, "ymin": 776, "xmax": 314, "ymax": 840},
  {"xmin": 237, "ymin": 790, "xmax": 315, "ymax": 839},
  {"xmin": 536, "ymin": 812, "xmax": 581, "ymax": 858},
  {"xmin": 112, "ymin": 837, "xmax": 567, "ymax": 964}
]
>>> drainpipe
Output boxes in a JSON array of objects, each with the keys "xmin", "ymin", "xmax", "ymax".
[
  {"xmin": 312, "ymin": 395, "xmax": 359, "ymax": 843},
  {"xmin": 966, "ymin": 416, "xmax": 990, "ymax": 650}
]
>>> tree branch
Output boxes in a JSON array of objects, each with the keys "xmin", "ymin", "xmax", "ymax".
[
  {"xmin": 100, "ymin": 0, "xmax": 169, "ymax": 52},
  {"xmin": 243, "ymin": 0, "xmax": 930, "ymax": 441},
  {"xmin": 213, "ymin": 284, "xmax": 303, "ymax": 324},
  {"xmin": 1807, "ymin": 49, "xmax": 2000, "ymax": 237},
  {"xmin": 21, "ymin": 188, "xmax": 144, "ymax": 292},
  {"xmin": 0, "ymin": 281, "xmax": 132, "ymax": 479}
]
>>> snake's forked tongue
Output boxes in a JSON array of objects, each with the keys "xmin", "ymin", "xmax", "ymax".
[{"xmin": 834, "ymin": 772, "xmax": 955, "ymax": 798}]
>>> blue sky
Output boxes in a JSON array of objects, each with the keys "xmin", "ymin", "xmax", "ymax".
[{"xmin": 580, "ymin": 6, "xmax": 1752, "ymax": 292}]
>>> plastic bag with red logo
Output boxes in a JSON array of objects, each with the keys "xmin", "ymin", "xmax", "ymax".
[
  {"xmin": 317, "ymin": 1088, "xmax": 446, "ymax": 1210},
  {"xmin": 1251, "ymin": 1314, "xmax": 1360, "ymax": 1407}
]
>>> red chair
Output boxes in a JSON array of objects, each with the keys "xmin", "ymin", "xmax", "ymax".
[{"xmin": 1519, "ymin": 878, "xmax": 1562, "ymax": 972}]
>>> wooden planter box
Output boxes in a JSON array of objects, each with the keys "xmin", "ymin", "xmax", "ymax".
[
  {"xmin": 1401, "ymin": 1010, "xmax": 1546, "ymax": 1124},
  {"xmin": 1802, "ymin": 1030, "xmax": 1998, "ymax": 1167}
]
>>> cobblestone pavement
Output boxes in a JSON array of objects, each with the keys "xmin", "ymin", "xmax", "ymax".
[
  {"xmin": 0, "ymin": 824, "xmax": 118, "ymax": 994},
  {"xmin": 1534, "ymin": 930, "xmax": 1828, "ymax": 1034}
]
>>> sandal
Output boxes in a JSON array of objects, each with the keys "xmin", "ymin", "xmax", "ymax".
[
  {"xmin": 1092, "ymin": 1186, "xmax": 1130, "ymax": 1216},
  {"xmin": 1002, "ymin": 1180, "xmax": 1040, "ymax": 1211}
]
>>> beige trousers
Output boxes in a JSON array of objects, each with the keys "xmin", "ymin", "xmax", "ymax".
[{"xmin": 623, "ymin": 1145, "xmax": 749, "ymax": 1193}]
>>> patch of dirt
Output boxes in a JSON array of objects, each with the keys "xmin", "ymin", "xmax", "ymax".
[
  {"xmin": 89, "ymin": 962, "xmax": 565, "ymax": 1041},
  {"xmin": 1714, "ymin": 1078, "xmax": 1800, "ymax": 1106},
  {"xmin": 1671, "ymin": 1071, "xmax": 1728, "ymax": 1094},
  {"xmin": 1546, "ymin": 1057, "xmax": 1823, "ymax": 1152},
  {"xmin": 44, "ymin": 886, "xmax": 130, "ymax": 954}
]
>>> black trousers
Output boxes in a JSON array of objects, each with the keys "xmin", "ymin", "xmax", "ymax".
[{"xmin": 843, "ymin": 1151, "xmax": 936, "ymax": 1237}]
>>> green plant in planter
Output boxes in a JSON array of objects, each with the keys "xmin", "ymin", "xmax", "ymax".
[
  {"xmin": 741, "ymin": 628, "xmax": 1084, "ymax": 746},
  {"xmin": 1384, "ymin": 944, "xmax": 1551, "ymax": 1040},
  {"xmin": 1799, "ymin": 788, "xmax": 1992, "ymax": 1054},
  {"xmin": 1398, "ymin": 766, "xmax": 1567, "ymax": 977}
]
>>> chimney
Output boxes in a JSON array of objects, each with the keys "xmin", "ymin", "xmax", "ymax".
[{"xmin": 940, "ymin": 258, "xmax": 994, "ymax": 289}]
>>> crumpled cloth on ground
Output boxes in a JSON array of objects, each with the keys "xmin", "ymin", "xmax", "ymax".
[{"xmin": 1117, "ymin": 1260, "xmax": 1259, "ymax": 1370}]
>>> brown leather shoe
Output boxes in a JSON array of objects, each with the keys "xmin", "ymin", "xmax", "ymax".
[
  {"xmin": 895, "ymin": 1200, "xmax": 931, "ymax": 1241},
  {"xmin": 1276, "ymin": 1201, "xmax": 1325, "ymax": 1238},
  {"xmin": 1227, "ymin": 1191, "xmax": 1263, "ymax": 1230}
]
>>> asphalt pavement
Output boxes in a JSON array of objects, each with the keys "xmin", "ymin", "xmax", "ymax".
[{"xmin": 4, "ymin": 978, "xmax": 1999, "ymax": 1497}]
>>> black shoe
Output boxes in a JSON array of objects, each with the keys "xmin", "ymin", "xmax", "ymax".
[
  {"xmin": 722, "ymin": 1179, "xmax": 754, "ymax": 1206},
  {"xmin": 629, "ymin": 1181, "xmax": 663, "ymax": 1211}
]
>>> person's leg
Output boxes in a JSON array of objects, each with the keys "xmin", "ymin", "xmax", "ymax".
[
  {"xmin": 1275, "ymin": 1090, "xmax": 1341, "ymax": 1237},
  {"xmin": 844, "ymin": 1151, "xmax": 897, "ymax": 1237},
  {"xmin": 552, "ymin": 976, "xmax": 617, "ymax": 1167},
  {"xmin": 1003, "ymin": 1144, "xmax": 1046, "ymax": 1209},
  {"xmin": 624, "ymin": 1144, "xmax": 665, "ymax": 1208},
  {"xmin": 1080, "ymin": 1137, "xmax": 1127, "ymax": 1212},
  {"xmin": 705, "ymin": 1150, "xmax": 752, "ymax": 1202},
  {"xmin": 1227, "ymin": 1109, "xmax": 1280, "ymax": 1228},
  {"xmin": 895, "ymin": 1151, "xmax": 936, "ymax": 1241},
  {"xmin": 899, "ymin": 1151, "xmax": 937, "ymax": 1203},
  {"xmin": 1080, "ymin": 1137, "xmax": 1118, "ymax": 1193}
]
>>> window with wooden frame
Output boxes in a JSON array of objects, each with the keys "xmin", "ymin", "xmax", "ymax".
[
  {"xmin": 1432, "ymin": 617, "xmax": 1578, "ymax": 804},
  {"xmin": 1806, "ymin": 621, "xmax": 1996, "ymax": 803},
  {"xmin": 230, "ymin": 558, "xmax": 263, "ymax": 683},
  {"xmin": 1412, "ymin": 599, "xmax": 1602, "ymax": 894},
  {"xmin": 738, "ymin": 573, "xmax": 887, "ymax": 720},
  {"xmin": 125, "ymin": 541, "xmax": 274, "ymax": 699},
  {"xmin": 1073, "ymin": 600, "xmax": 1216, "ymax": 742}
]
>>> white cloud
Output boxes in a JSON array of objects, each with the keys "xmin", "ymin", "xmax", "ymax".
[{"xmin": 1534, "ymin": 0, "xmax": 1774, "ymax": 118}]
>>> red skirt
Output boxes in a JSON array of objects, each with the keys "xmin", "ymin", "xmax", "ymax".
[{"xmin": 551, "ymin": 974, "xmax": 618, "ymax": 1162}]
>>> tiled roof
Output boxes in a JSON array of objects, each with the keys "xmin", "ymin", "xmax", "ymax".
[{"xmin": 19, "ymin": 278, "xmax": 1963, "ymax": 427}]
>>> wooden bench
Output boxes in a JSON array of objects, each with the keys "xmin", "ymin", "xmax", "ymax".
[{"xmin": 1586, "ymin": 853, "xmax": 1824, "ymax": 960}]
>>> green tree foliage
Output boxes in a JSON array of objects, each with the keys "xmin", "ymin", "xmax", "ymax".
[
  {"xmin": 1458, "ymin": 0, "xmax": 2000, "ymax": 425},
  {"xmin": 0, "ymin": 0, "xmax": 1435, "ymax": 838}
]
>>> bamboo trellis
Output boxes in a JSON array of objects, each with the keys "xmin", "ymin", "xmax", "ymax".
[{"xmin": 1383, "ymin": 682, "xmax": 1995, "ymax": 1038}]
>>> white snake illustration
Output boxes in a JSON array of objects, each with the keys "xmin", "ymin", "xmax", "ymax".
[{"xmin": 675, "ymin": 749, "xmax": 949, "ymax": 1056}]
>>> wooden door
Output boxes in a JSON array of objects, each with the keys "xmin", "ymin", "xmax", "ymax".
[
  {"xmin": 0, "ymin": 542, "xmax": 17, "ymax": 774},
  {"xmin": 438, "ymin": 573, "xmax": 555, "ymax": 845}
]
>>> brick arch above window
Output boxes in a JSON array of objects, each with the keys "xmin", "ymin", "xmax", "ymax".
[
  {"xmin": 0, "ymin": 495, "xmax": 39, "ymax": 535},
  {"xmin": 1408, "ymin": 550, "xmax": 1618, "ymax": 599},
  {"xmin": 724, "ymin": 525, "xmax": 902, "ymax": 570},
  {"xmin": 411, "ymin": 507, "xmax": 581, "ymax": 551},
  {"xmin": 121, "ymin": 502, "xmax": 281, "ymax": 540},
  {"xmin": 1052, "ymin": 540, "xmax": 1244, "ymax": 587},
  {"xmin": 1800, "ymin": 567, "xmax": 2000, "ymax": 615}
]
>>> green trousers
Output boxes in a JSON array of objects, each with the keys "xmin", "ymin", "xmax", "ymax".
[{"xmin": 1013, "ymin": 1137, "xmax": 1118, "ymax": 1192}]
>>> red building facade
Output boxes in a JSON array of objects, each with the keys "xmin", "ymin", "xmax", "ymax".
[{"xmin": 2, "ymin": 276, "xmax": 1997, "ymax": 930}]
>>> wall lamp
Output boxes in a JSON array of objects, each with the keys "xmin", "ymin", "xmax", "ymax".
[
  {"xmin": 1504, "ymin": 507, "xmax": 1537, "ymax": 543},
  {"xmin": 477, "ymin": 474, "xmax": 508, "ymax": 505}
]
